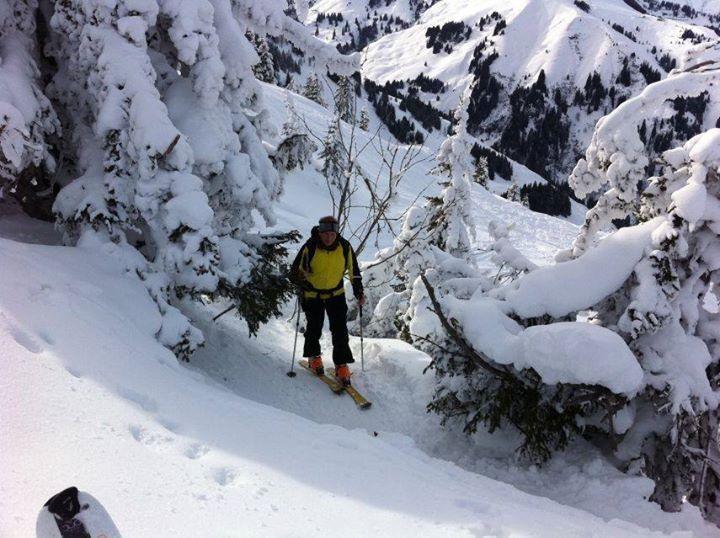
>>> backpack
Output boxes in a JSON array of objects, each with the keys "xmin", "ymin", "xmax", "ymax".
[{"xmin": 301, "ymin": 225, "xmax": 350, "ymax": 273}]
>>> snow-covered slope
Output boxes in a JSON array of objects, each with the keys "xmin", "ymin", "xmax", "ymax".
[
  {"xmin": 361, "ymin": 0, "xmax": 711, "ymax": 96},
  {"xmin": 309, "ymin": 0, "xmax": 718, "ymax": 183},
  {"xmin": 3, "ymin": 222, "xmax": 704, "ymax": 536},
  {"xmin": 640, "ymin": 0, "xmax": 720, "ymax": 27}
]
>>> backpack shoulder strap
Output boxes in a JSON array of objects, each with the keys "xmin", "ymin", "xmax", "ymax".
[
  {"xmin": 304, "ymin": 240, "xmax": 317, "ymax": 271},
  {"xmin": 340, "ymin": 237, "xmax": 350, "ymax": 263}
]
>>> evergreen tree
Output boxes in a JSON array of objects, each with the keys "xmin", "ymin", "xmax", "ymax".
[
  {"xmin": 429, "ymin": 97, "xmax": 476, "ymax": 257},
  {"xmin": 365, "ymin": 94, "xmax": 478, "ymax": 340},
  {"xmin": 35, "ymin": 0, "xmax": 344, "ymax": 359},
  {"xmin": 334, "ymin": 75, "xmax": 355, "ymax": 123},
  {"xmin": 359, "ymin": 107, "xmax": 370, "ymax": 131},
  {"xmin": 252, "ymin": 37, "xmax": 276, "ymax": 84},
  {"xmin": 274, "ymin": 92, "xmax": 317, "ymax": 176},
  {"xmin": 303, "ymin": 74, "xmax": 325, "ymax": 106},
  {"xmin": 363, "ymin": 205, "xmax": 434, "ymax": 339},
  {"xmin": 320, "ymin": 115, "xmax": 346, "ymax": 191},
  {"xmin": 502, "ymin": 183, "xmax": 521, "ymax": 202},
  {"xmin": 0, "ymin": 0, "xmax": 60, "ymax": 218},
  {"xmin": 416, "ymin": 128, "xmax": 720, "ymax": 522},
  {"xmin": 473, "ymin": 155, "xmax": 489, "ymax": 187}
]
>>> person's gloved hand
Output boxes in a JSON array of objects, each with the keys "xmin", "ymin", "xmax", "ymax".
[{"xmin": 357, "ymin": 293, "xmax": 366, "ymax": 307}]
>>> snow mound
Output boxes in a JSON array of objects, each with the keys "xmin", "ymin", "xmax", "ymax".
[
  {"xmin": 503, "ymin": 218, "xmax": 663, "ymax": 318},
  {"xmin": 447, "ymin": 297, "xmax": 643, "ymax": 395},
  {"xmin": 515, "ymin": 322, "xmax": 643, "ymax": 394}
]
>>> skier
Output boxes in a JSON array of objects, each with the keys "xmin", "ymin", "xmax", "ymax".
[{"xmin": 290, "ymin": 215, "xmax": 365, "ymax": 386}]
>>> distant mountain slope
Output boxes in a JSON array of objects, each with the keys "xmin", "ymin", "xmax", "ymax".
[
  {"xmin": 639, "ymin": 0, "xmax": 720, "ymax": 30},
  {"xmin": 307, "ymin": 0, "xmax": 718, "ymax": 185}
]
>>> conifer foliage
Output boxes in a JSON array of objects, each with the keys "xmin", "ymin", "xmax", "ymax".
[
  {"xmin": 0, "ymin": 0, "xmax": 353, "ymax": 359},
  {"xmin": 417, "ymin": 125, "xmax": 720, "ymax": 521},
  {"xmin": 365, "ymin": 95, "xmax": 477, "ymax": 340},
  {"xmin": 303, "ymin": 74, "xmax": 325, "ymax": 106},
  {"xmin": 0, "ymin": 0, "xmax": 60, "ymax": 218}
]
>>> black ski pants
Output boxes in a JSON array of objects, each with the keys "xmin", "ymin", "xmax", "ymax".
[{"xmin": 302, "ymin": 293, "xmax": 355, "ymax": 365}]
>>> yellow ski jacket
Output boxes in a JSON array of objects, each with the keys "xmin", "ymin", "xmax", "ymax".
[{"xmin": 290, "ymin": 229, "xmax": 363, "ymax": 300}]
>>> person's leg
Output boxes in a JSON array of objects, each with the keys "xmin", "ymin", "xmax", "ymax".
[
  {"xmin": 326, "ymin": 294, "xmax": 354, "ymax": 366},
  {"xmin": 302, "ymin": 297, "xmax": 325, "ymax": 359}
]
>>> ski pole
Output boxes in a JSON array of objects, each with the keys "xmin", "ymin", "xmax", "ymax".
[
  {"xmin": 212, "ymin": 304, "xmax": 235, "ymax": 322},
  {"xmin": 287, "ymin": 294, "xmax": 301, "ymax": 378},
  {"xmin": 359, "ymin": 302, "xmax": 365, "ymax": 372}
]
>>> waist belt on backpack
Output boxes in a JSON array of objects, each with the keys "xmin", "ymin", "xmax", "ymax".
[{"xmin": 302, "ymin": 279, "xmax": 346, "ymax": 299}]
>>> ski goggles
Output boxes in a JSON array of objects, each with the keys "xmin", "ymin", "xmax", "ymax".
[{"xmin": 318, "ymin": 221, "xmax": 339, "ymax": 233}]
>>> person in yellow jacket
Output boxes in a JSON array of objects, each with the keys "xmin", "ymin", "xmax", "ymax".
[{"xmin": 290, "ymin": 215, "xmax": 365, "ymax": 386}]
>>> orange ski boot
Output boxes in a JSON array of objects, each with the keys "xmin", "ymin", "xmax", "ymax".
[
  {"xmin": 308, "ymin": 356, "xmax": 324, "ymax": 376},
  {"xmin": 335, "ymin": 364, "xmax": 351, "ymax": 387}
]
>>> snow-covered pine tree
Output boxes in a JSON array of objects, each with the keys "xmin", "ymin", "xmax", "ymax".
[
  {"xmin": 473, "ymin": 154, "xmax": 489, "ymax": 186},
  {"xmin": 0, "ymin": 0, "xmax": 60, "ymax": 218},
  {"xmin": 28, "ymin": 0, "xmax": 356, "ymax": 358},
  {"xmin": 366, "ymin": 93, "xmax": 478, "ymax": 339},
  {"xmin": 502, "ymin": 183, "xmax": 521, "ymax": 202},
  {"xmin": 273, "ymin": 92, "xmax": 317, "ymax": 176},
  {"xmin": 565, "ymin": 46, "xmax": 720, "ymax": 259},
  {"xmin": 320, "ymin": 114, "xmax": 347, "ymax": 196},
  {"xmin": 359, "ymin": 107, "xmax": 370, "ymax": 131},
  {"xmin": 252, "ymin": 36, "xmax": 276, "ymax": 84},
  {"xmin": 593, "ymin": 130, "xmax": 720, "ymax": 522},
  {"xmin": 416, "ymin": 127, "xmax": 720, "ymax": 521},
  {"xmin": 334, "ymin": 75, "xmax": 354, "ymax": 124},
  {"xmin": 303, "ymin": 74, "xmax": 325, "ymax": 106},
  {"xmin": 363, "ymin": 205, "xmax": 435, "ymax": 339},
  {"xmin": 427, "ymin": 95, "xmax": 476, "ymax": 257}
]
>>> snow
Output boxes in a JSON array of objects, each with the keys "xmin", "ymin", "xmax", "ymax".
[
  {"xmin": 502, "ymin": 218, "xmax": 663, "ymax": 318},
  {"xmin": 361, "ymin": 0, "xmax": 715, "ymax": 103},
  {"xmin": 439, "ymin": 295, "xmax": 643, "ymax": 395},
  {"xmin": 3, "ymin": 80, "xmax": 716, "ymax": 534},
  {"xmin": 5, "ymin": 7, "xmax": 720, "ymax": 532},
  {"xmin": 516, "ymin": 322, "xmax": 643, "ymax": 393},
  {"xmin": 1, "ymin": 232, "xmax": 686, "ymax": 537}
]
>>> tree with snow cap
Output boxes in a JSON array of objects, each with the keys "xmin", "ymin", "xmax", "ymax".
[
  {"xmin": 0, "ymin": 0, "xmax": 60, "ymax": 217},
  {"xmin": 428, "ymin": 90, "xmax": 476, "ymax": 258},
  {"xmin": 32, "ymin": 0, "xmax": 356, "ymax": 358},
  {"xmin": 417, "ymin": 128, "xmax": 720, "ymax": 522},
  {"xmin": 365, "ymin": 91, "xmax": 478, "ymax": 339},
  {"xmin": 303, "ymin": 74, "xmax": 325, "ymax": 106},
  {"xmin": 252, "ymin": 36, "xmax": 276, "ymax": 84}
]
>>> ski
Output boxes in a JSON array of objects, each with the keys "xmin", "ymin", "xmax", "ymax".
[
  {"xmin": 299, "ymin": 359, "xmax": 344, "ymax": 394},
  {"xmin": 327, "ymin": 367, "xmax": 372, "ymax": 410},
  {"xmin": 344, "ymin": 384, "xmax": 372, "ymax": 410}
]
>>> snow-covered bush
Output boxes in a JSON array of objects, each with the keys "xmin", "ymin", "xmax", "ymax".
[
  {"xmin": 419, "ymin": 129, "xmax": 720, "ymax": 521},
  {"xmin": 4, "ymin": 0, "xmax": 355, "ymax": 359}
]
